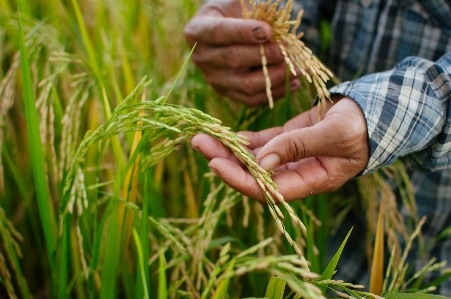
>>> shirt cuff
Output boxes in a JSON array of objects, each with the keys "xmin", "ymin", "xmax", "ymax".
[{"xmin": 328, "ymin": 56, "xmax": 449, "ymax": 175}]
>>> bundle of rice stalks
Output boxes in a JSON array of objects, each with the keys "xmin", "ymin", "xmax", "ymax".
[{"xmin": 241, "ymin": 0, "xmax": 333, "ymax": 118}]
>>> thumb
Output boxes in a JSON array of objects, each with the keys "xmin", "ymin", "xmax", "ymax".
[{"xmin": 255, "ymin": 112, "xmax": 367, "ymax": 170}]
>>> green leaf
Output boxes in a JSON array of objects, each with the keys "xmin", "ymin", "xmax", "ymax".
[
  {"xmin": 212, "ymin": 259, "xmax": 236, "ymax": 299},
  {"xmin": 132, "ymin": 228, "xmax": 149, "ymax": 299},
  {"xmin": 100, "ymin": 170, "xmax": 123, "ymax": 299},
  {"xmin": 265, "ymin": 277, "xmax": 287, "ymax": 299},
  {"xmin": 385, "ymin": 293, "xmax": 451, "ymax": 299},
  {"xmin": 18, "ymin": 9, "xmax": 56, "ymax": 269},
  {"xmin": 99, "ymin": 201, "xmax": 121, "ymax": 299},
  {"xmin": 135, "ymin": 173, "xmax": 151, "ymax": 299},
  {"xmin": 158, "ymin": 249, "xmax": 168, "ymax": 299},
  {"xmin": 319, "ymin": 228, "xmax": 353, "ymax": 294}
]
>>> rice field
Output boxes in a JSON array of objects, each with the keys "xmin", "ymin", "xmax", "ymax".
[{"xmin": 0, "ymin": 0, "xmax": 450, "ymax": 298}]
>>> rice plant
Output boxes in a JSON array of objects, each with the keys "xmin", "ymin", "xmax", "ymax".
[{"xmin": 0, "ymin": 0, "xmax": 450, "ymax": 298}]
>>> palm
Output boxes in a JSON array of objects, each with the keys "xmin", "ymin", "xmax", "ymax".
[{"xmin": 191, "ymin": 97, "xmax": 369, "ymax": 203}]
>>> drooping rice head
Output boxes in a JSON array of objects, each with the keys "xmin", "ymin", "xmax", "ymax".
[{"xmin": 241, "ymin": 0, "xmax": 334, "ymax": 119}]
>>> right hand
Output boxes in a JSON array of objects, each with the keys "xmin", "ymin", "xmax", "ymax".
[
  {"xmin": 184, "ymin": 0, "xmax": 301, "ymax": 106},
  {"xmin": 191, "ymin": 96, "xmax": 369, "ymax": 203}
]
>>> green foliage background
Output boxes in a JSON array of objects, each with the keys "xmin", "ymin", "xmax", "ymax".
[{"xmin": 0, "ymin": 0, "xmax": 450, "ymax": 298}]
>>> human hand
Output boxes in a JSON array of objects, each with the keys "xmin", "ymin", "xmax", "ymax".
[
  {"xmin": 184, "ymin": 0, "xmax": 301, "ymax": 106},
  {"xmin": 191, "ymin": 96, "xmax": 369, "ymax": 203}
]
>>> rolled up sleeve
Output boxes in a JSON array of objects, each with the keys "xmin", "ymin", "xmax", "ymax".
[{"xmin": 329, "ymin": 53, "xmax": 451, "ymax": 174}]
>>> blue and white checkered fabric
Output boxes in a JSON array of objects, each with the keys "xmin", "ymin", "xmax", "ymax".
[{"xmin": 291, "ymin": 0, "xmax": 451, "ymax": 295}]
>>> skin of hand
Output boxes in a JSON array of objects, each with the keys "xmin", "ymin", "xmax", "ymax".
[
  {"xmin": 184, "ymin": 0, "xmax": 301, "ymax": 106},
  {"xmin": 191, "ymin": 96, "xmax": 369, "ymax": 203}
]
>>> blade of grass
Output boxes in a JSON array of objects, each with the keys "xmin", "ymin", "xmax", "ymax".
[
  {"xmin": 16, "ymin": 0, "xmax": 31, "ymax": 16},
  {"xmin": 18, "ymin": 9, "xmax": 57, "ymax": 270},
  {"xmin": 133, "ymin": 228, "xmax": 150, "ymax": 299},
  {"xmin": 99, "ymin": 170, "xmax": 123, "ymax": 299},
  {"xmin": 319, "ymin": 228, "xmax": 353, "ymax": 294},
  {"xmin": 265, "ymin": 277, "xmax": 287, "ymax": 299},
  {"xmin": 425, "ymin": 272, "xmax": 451, "ymax": 290},
  {"xmin": 122, "ymin": 46, "xmax": 196, "ymax": 180},
  {"xmin": 70, "ymin": 0, "xmax": 101, "ymax": 80},
  {"xmin": 385, "ymin": 293, "xmax": 451, "ymax": 299},
  {"xmin": 58, "ymin": 216, "xmax": 70, "ymax": 299},
  {"xmin": 135, "ymin": 173, "xmax": 151, "ymax": 299},
  {"xmin": 70, "ymin": 0, "xmax": 125, "ymax": 170},
  {"xmin": 212, "ymin": 259, "xmax": 236, "ymax": 299},
  {"xmin": 119, "ymin": 91, "xmax": 145, "ymax": 252},
  {"xmin": 99, "ymin": 202, "xmax": 121, "ymax": 299},
  {"xmin": 370, "ymin": 200, "xmax": 385, "ymax": 295},
  {"xmin": 158, "ymin": 249, "xmax": 168, "ymax": 299}
]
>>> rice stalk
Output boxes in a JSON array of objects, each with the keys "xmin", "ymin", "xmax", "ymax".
[
  {"xmin": 0, "ymin": 207, "xmax": 31, "ymax": 299},
  {"xmin": 357, "ymin": 166, "xmax": 416, "ymax": 272},
  {"xmin": 369, "ymin": 199, "xmax": 385, "ymax": 295},
  {"xmin": 240, "ymin": 0, "xmax": 334, "ymax": 118}
]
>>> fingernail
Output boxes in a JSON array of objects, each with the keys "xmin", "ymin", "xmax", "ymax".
[
  {"xmin": 259, "ymin": 153, "xmax": 280, "ymax": 170},
  {"xmin": 252, "ymin": 27, "xmax": 267, "ymax": 41},
  {"xmin": 190, "ymin": 142, "xmax": 200, "ymax": 151},
  {"xmin": 210, "ymin": 166, "xmax": 220, "ymax": 176}
]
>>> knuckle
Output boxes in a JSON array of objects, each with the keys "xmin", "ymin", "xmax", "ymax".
[
  {"xmin": 211, "ymin": 19, "xmax": 225, "ymax": 44},
  {"xmin": 183, "ymin": 20, "xmax": 199, "ymax": 46},
  {"xmin": 287, "ymin": 132, "xmax": 306, "ymax": 161},
  {"xmin": 191, "ymin": 50, "xmax": 205, "ymax": 65},
  {"xmin": 240, "ymin": 74, "xmax": 259, "ymax": 96},
  {"xmin": 264, "ymin": 42, "xmax": 284, "ymax": 63},
  {"xmin": 224, "ymin": 46, "xmax": 242, "ymax": 68}
]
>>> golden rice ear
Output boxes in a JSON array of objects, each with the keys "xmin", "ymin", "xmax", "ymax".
[
  {"xmin": 370, "ymin": 199, "xmax": 385, "ymax": 296},
  {"xmin": 241, "ymin": 1, "xmax": 334, "ymax": 119}
]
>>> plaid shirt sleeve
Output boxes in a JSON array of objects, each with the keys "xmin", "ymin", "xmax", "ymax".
[{"xmin": 329, "ymin": 52, "xmax": 451, "ymax": 175}]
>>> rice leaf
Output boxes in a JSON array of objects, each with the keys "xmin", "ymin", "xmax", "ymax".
[
  {"xmin": 319, "ymin": 228, "xmax": 353, "ymax": 294},
  {"xmin": 132, "ymin": 228, "xmax": 149, "ymax": 299},
  {"xmin": 17, "ymin": 0, "xmax": 31, "ymax": 16},
  {"xmin": 385, "ymin": 293, "xmax": 451, "ymax": 299},
  {"xmin": 156, "ymin": 44, "xmax": 196, "ymax": 105},
  {"xmin": 370, "ymin": 200, "xmax": 385, "ymax": 295},
  {"xmin": 70, "ymin": 0, "xmax": 100, "ymax": 79},
  {"xmin": 212, "ymin": 259, "xmax": 236, "ymax": 299},
  {"xmin": 99, "ymin": 202, "xmax": 121, "ymax": 299},
  {"xmin": 135, "ymin": 173, "xmax": 151, "ymax": 299},
  {"xmin": 425, "ymin": 272, "xmax": 451, "ymax": 290},
  {"xmin": 58, "ymin": 216, "xmax": 70, "ymax": 299},
  {"xmin": 265, "ymin": 277, "xmax": 287, "ymax": 299},
  {"xmin": 158, "ymin": 249, "xmax": 168, "ymax": 299},
  {"xmin": 100, "ymin": 170, "xmax": 123, "ymax": 299},
  {"xmin": 18, "ymin": 9, "xmax": 56, "ymax": 269}
]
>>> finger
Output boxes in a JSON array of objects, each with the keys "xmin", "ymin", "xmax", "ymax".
[
  {"xmin": 191, "ymin": 134, "xmax": 244, "ymax": 165},
  {"xmin": 239, "ymin": 127, "xmax": 284, "ymax": 150},
  {"xmin": 271, "ymin": 156, "xmax": 352, "ymax": 201},
  {"xmin": 192, "ymin": 42, "xmax": 284, "ymax": 69},
  {"xmin": 214, "ymin": 78, "xmax": 301, "ymax": 106},
  {"xmin": 208, "ymin": 157, "xmax": 266, "ymax": 202},
  {"xmin": 206, "ymin": 63, "xmax": 298, "ymax": 100},
  {"xmin": 239, "ymin": 106, "xmax": 311, "ymax": 149},
  {"xmin": 256, "ymin": 100, "xmax": 368, "ymax": 170},
  {"xmin": 185, "ymin": 16, "xmax": 272, "ymax": 46}
]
